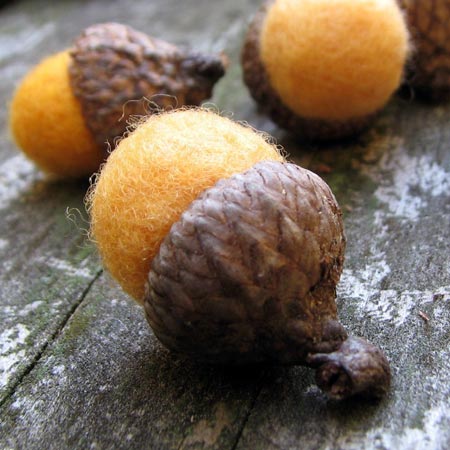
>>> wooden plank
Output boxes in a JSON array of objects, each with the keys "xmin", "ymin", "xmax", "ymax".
[
  {"xmin": 0, "ymin": 160, "xmax": 101, "ymax": 403},
  {"xmin": 236, "ymin": 102, "xmax": 450, "ymax": 449},
  {"xmin": 0, "ymin": 0, "xmax": 107, "ymax": 403},
  {"xmin": 0, "ymin": 0, "xmax": 449, "ymax": 449},
  {"xmin": 0, "ymin": 277, "xmax": 264, "ymax": 449}
]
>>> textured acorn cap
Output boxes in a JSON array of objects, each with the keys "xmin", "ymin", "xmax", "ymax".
[
  {"xmin": 242, "ymin": 0, "xmax": 408, "ymax": 140},
  {"xmin": 69, "ymin": 23, "xmax": 227, "ymax": 149},
  {"xmin": 146, "ymin": 160, "xmax": 347, "ymax": 364},
  {"xmin": 145, "ymin": 160, "xmax": 391, "ymax": 399},
  {"xmin": 399, "ymin": 0, "xmax": 450, "ymax": 99}
]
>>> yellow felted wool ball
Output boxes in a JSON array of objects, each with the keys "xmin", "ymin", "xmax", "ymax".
[
  {"xmin": 242, "ymin": 0, "xmax": 410, "ymax": 140},
  {"xmin": 89, "ymin": 109, "xmax": 284, "ymax": 302},
  {"xmin": 10, "ymin": 51, "xmax": 102, "ymax": 178},
  {"xmin": 9, "ymin": 23, "xmax": 226, "ymax": 178}
]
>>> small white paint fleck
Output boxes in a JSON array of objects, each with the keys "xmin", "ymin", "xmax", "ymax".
[
  {"xmin": 0, "ymin": 324, "xmax": 30, "ymax": 388},
  {"xmin": 2, "ymin": 306, "xmax": 14, "ymax": 316},
  {"xmin": 0, "ymin": 238, "xmax": 8, "ymax": 250},
  {"xmin": 0, "ymin": 155, "xmax": 42, "ymax": 210},
  {"xmin": 339, "ymin": 258, "xmax": 391, "ymax": 303},
  {"xmin": 340, "ymin": 266, "xmax": 450, "ymax": 327},
  {"xmin": 36, "ymin": 255, "xmax": 94, "ymax": 279},
  {"xmin": 51, "ymin": 365, "xmax": 65, "ymax": 376},
  {"xmin": 11, "ymin": 396, "xmax": 28, "ymax": 410},
  {"xmin": 304, "ymin": 384, "xmax": 322, "ymax": 396},
  {"xmin": 17, "ymin": 301, "xmax": 44, "ymax": 317},
  {"xmin": 362, "ymin": 146, "xmax": 450, "ymax": 221},
  {"xmin": 2, "ymin": 260, "xmax": 13, "ymax": 272},
  {"xmin": 356, "ymin": 402, "xmax": 450, "ymax": 450}
]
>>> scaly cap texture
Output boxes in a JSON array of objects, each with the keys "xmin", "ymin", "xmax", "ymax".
[
  {"xmin": 145, "ymin": 160, "xmax": 391, "ymax": 400},
  {"xmin": 146, "ymin": 160, "xmax": 347, "ymax": 364},
  {"xmin": 69, "ymin": 23, "xmax": 227, "ymax": 148},
  {"xmin": 399, "ymin": 0, "xmax": 450, "ymax": 98}
]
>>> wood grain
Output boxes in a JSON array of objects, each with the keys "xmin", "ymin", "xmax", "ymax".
[{"xmin": 0, "ymin": 0, "xmax": 449, "ymax": 448}]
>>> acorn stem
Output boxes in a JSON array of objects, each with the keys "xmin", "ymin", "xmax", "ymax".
[
  {"xmin": 306, "ymin": 335, "xmax": 391, "ymax": 400},
  {"xmin": 182, "ymin": 52, "xmax": 228, "ymax": 80}
]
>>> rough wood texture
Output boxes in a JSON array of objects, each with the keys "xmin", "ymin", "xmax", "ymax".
[{"xmin": 0, "ymin": 0, "xmax": 449, "ymax": 449}]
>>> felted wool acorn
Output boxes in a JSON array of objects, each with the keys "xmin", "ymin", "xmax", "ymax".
[
  {"xmin": 89, "ymin": 109, "xmax": 390, "ymax": 400},
  {"xmin": 241, "ymin": 0, "xmax": 410, "ymax": 140},
  {"xmin": 89, "ymin": 109, "xmax": 285, "ymax": 302},
  {"xmin": 399, "ymin": 0, "xmax": 450, "ymax": 99},
  {"xmin": 9, "ymin": 23, "xmax": 226, "ymax": 178}
]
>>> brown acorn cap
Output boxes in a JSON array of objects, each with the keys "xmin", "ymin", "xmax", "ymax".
[
  {"xmin": 399, "ymin": 0, "xmax": 450, "ymax": 100},
  {"xmin": 145, "ymin": 160, "xmax": 391, "ymax": 399},
  {"xmin": 241, "ymin": 2, "xmax": 375, "ymax": 141},
  {"xmin": 145, "ymin": 160, "xmax": 347, "ymax": 365},
  {"xmin": 69, "ymin": 23, "xmax": 227, "ymax": 149}
]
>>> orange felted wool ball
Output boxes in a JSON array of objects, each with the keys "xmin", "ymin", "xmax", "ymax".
[
  {"xmin": 242, "ymin": 0, "xmax": 410, "ymax": 140},
  {"xmin": 88, "ymin": 109, "xmax": 284, "ymax": 302},
  {"xmin": 10, "ymin": 51, "xmax": 102, "ymax": 178}
]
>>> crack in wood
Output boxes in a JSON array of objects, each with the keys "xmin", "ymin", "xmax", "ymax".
[
  {"xmin": 229, "ymin": 376, "xmax": 266, "ymax": 450},
  {"xmin": 0, "ymin": 269, "xmax": 103, "ymax": 409}
]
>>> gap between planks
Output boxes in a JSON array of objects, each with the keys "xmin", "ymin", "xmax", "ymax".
[
  {"xmin": 230, "ymin": 380, "xmax": 265, "ymax": 450},
  {"xmin": 0, "ymin": 269, "xmax": 103, "ymax": 409}
]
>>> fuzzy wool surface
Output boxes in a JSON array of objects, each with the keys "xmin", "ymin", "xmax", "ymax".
[
  {"xmin": 9, "ymin": 51, "xmax": 102, "ymax": 178},
  {"xmin": 260, "ymin": 0, "xmax": 409, "ymax": 121},
  {"xmin": 89, "ymin": 109, "xmax": 284, "ymax": 303}
]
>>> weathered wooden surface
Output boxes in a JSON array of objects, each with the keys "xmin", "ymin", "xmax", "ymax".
[{"xmin": 0, "ymin": 0, "xmax": 449, "ymax": 449}]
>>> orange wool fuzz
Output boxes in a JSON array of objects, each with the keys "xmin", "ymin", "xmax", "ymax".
[
  {"xmin": 9, "ymin": 51, "xmax": 102, "ymax": 178},
  {"xmin": 89, "ymin": 109, "xmax": 284, "ymax": 303},
  {"xmin": 260, "ymin": 0, "xmax": 409, "ymax": 121}
]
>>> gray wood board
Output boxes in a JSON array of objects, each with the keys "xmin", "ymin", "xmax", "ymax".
[{"xmin": 0, "ymin": 0, "xmax": 449, "ymax": 449}]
